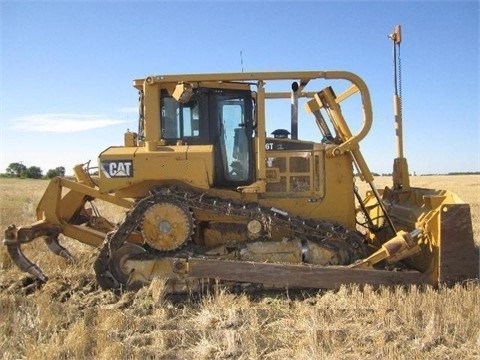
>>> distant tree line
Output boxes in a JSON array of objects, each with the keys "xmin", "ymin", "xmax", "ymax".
[
  {"xmin": 446, "ymin": 171, "xmax": 480, "ymax": 175},
  {"xmin": 416, "ymin": 172, "xmax": 480, "ymax": 176},
  {"xmin": 1, "ymin": 162, "xmax": 66, "ymax": 179},
  {"xmin": 353, "ymin": 171, "xmax": 480, "ymax": 178}
]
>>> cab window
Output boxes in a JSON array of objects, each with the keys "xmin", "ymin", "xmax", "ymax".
[{"xmin": 161, "ymin": 92, "xmax": 200, "ymax": 140}]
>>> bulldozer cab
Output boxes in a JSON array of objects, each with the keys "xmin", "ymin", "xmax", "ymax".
[{"xmin": 160, "ymin": 86, "xmax": 255, "ymax": 187}]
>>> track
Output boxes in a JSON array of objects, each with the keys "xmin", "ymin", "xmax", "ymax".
[{"xmin": 94, "ymin": 186, "xmax": 368, "ymax": 290}]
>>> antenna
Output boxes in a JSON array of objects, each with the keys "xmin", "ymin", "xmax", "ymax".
[{"xmin": 240, "ymin": 50, "xmax": 244, "ymax": 72}]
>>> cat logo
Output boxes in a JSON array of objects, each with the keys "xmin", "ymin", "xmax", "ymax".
[{"xmin": 101, "ymin": 160, "xmax": 133, "ymax": 178}]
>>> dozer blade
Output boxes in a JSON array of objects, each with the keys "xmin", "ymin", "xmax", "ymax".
[
  {"xmin": 437, "ymin": 203, "xmax": 478, "ymax": 284},
  {"xmin": 362, "ymin": 186, "xmax": 479, "ymax": 286}
]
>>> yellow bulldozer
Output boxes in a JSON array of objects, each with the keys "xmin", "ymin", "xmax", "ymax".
[{"xmin": 4, "ymin": 27, "xmax": 478, "ymax": 292}]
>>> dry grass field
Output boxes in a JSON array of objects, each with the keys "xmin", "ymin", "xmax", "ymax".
[{"xmin": 0, "ymin": 175, "xmax": 479, "ymax": 359}]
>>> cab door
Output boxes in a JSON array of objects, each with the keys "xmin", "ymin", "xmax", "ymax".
[{"xmin": 209, "ymin": 90, "xmax": 254, "ymax": 187}]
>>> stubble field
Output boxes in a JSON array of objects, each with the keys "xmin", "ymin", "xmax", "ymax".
[{"xmin": 0, "ymin": 175, "xmax": 479, "ymax": 359}]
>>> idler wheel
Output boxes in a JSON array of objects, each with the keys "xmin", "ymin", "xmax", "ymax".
[{"xmin": 109, "ymin": 242, "xmax": 146, "ymax": 286}]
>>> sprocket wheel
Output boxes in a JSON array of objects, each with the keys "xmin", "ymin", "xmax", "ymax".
[{"xmin": 141, "ymin": 200, "xmax": 194, "ymax": 251}]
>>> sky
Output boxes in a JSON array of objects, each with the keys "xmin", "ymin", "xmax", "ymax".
[{"xmin": 1, "ymin": 0, "xmax": 479, "ymax": 176}]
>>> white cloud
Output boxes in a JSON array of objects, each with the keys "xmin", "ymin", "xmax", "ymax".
[{"xmin": 9, "ymin": 114, "xmax": 126, "ymax": 133}]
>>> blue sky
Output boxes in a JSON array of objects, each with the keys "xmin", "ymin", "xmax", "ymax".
[{"xmin": 1, "ymin": 1, "xmax": 478, "ymax": 176}]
